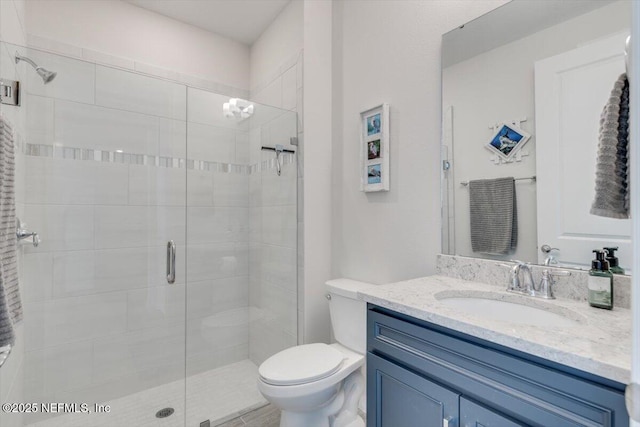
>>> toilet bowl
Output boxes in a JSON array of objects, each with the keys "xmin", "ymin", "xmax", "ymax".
[{"xmin": 257, "ymin": 279, "xmax": 372, "ymax": 427}]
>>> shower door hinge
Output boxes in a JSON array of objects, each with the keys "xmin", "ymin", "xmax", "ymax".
[{"xmin": 0, "ymin": 79, "xmax": 20, "ymax": 106}]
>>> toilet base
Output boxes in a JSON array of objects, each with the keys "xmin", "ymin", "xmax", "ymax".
[{"xmin": 278, "ymin": 371, "xmax": 365, "ymax": 427}]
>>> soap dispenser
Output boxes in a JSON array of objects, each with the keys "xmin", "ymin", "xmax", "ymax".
[
  {"xmin": 603, "ymin": 247, "xmax": 625, "ymax": 274},
  {"xmin": 588, "ymin": 250, "xmax": 613, "ymax": 310}
]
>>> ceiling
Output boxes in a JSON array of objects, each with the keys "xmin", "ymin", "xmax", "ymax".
[{"xmin": 124, "ymin": 0, "xmax": 291, "ymax": 45}]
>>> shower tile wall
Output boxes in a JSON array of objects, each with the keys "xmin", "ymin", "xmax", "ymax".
[
  {"xmin": 16, "ymin": 47, "xmax": 251, "ymax": 423},
  {"xmin": 248, "ymin": 55, "xmax": 300, "ymax": 365}
]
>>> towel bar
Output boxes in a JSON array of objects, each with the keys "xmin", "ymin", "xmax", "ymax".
[{"xmin": 460, "ymin": 176, "xmax": 536, "ymax": 186}]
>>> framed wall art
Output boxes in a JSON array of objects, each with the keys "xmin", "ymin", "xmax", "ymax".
[
  {"xmin": 361, "ymin": 103, "xmax": 390, "ymax": 192},
  {"xmin": 486, "ymin": 122, "xmax": 531, "ymax": 160}
]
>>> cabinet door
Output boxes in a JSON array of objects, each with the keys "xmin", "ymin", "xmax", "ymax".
[
  {"xmin": 460, "ymin": 397, "xmax": 527, "ymax": 427},
  {"xmin": 367, "ymin": 353, "xmax": 459, "ymax": 427}
]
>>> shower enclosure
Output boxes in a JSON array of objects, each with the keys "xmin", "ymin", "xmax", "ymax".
[{"xmin": 1, "ymin": 42, "xmax": 298, "ymax": 427}]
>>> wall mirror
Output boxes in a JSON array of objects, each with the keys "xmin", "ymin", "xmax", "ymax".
[{"xmin": 441, "ymin": 0, "xmax": 632, "ymax": 273}]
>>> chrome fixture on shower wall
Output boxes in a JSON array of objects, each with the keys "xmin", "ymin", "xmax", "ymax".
[
  {"xmin": 223, "ymin": 98, "xmax": 254, "ymax": 119},
  {"xmin": 1, "ymin": 52, "xmax": 58, "ymax": 106},
  {"xmin": 15, "ymin": 52, "xmax": 57, "ymax": 84},
  {"xmin": 261, "ymin": 144, "xmax": 296, "ymax": 176}
]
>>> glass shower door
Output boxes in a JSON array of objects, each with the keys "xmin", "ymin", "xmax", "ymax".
[
  {"xmin": 185, "ymin": 89, "xmax": 298, "ymax": 426},
  {"xmin": 14, "ymin": 44, "xmax": 188, "ymax": 427}
]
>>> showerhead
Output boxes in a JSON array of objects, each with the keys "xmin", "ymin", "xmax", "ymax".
[
  {"xmin": 15, "ymin": 52, "xmax": 57, "ymax": 84},
  {"xmin": 36, "ymin": 67, "xmax": 56, "ymax": 84}
]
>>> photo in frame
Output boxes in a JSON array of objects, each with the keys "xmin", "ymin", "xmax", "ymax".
[
  {"xmin": 485, "ymin": 122, "xmax": 531, "ymax": 160},
  {"xmin": 361, "ymin": 104, "xmax": 390, "ymax": 192}
]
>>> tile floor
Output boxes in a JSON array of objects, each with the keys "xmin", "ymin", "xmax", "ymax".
[
  {"xmin": 216, "ymin": 404, "xmax": 280, "ymax": 427},
  {"xmin": 26, "ymin": 360, "xmax": 267, "ymax": 427}
]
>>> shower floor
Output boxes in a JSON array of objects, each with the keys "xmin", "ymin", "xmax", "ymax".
[{"xmin": 26, "ymin": 359, "xmax": 267, "ymax": 427}]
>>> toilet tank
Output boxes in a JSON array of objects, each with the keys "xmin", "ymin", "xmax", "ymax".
[{"xmin": 326, "ymin": 279, "xmax": 372, "ymax": 354}]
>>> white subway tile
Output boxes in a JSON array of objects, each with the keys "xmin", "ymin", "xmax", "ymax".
[
  {"xmin": 253, "ymin": 77, "xmax": 282, "ymax": 109},
  {"xmin": 23, "ymin": 341, "xmax": 93, "ymax": 396},
  {"xmin": 187, "ymin": 122, "xmax": 236, "ymax": 163},
  {"xmin": 129, "ymin": 165, "xmax": 186, "ymax": 207},
  {"xmin": 55, "ymin": 99, "xmax": 159, "ymax": 153},
  {"xmin": 186, "ymin": 169, "xmax": 213, "ymax": 207},
  {"xmin": 186, "ymin": 243, "xmax": 247, "ymax": 282},
  {"xmin": 262, "ymin": 205, "xmax": 297, "ymax": 248},
  {"xmin": 52, "ymin": 246, "xmax": 186, "ymax": 298},
  {"xmin": 95, "ymin": 65, "xmax": 186, "ymax": 120},
  {"xmin": 262, "ymin": 109, "xmax": 298, "ymax": 149},
  {"xmin": 187, "ymin": 87, "xmax": 242, "ymax": 129},
  {"xmin": 213, "ymin": 173, "xmax": 248, "ymax": 207},
  {"xmin": 21, "ymin": 252, "xmax": 53, "ymax": 302},
  {"xmin": 94, "ymin": 205, "xmax": 186, "ymax": 249},
  {"xmin": 22, "ymin": 204, "xmax": 94, "ymax": 253},
  {"xmin": 24, "ymin": 292, "xmax": 127, "ymax": 350},
  {"xmin": 22, "ymin": 48, "xmax": 95, "ymax": 104},
  {"xmin": 126, "ymin": 284, "xmax": 186, "ymax": 331},
  {"xmin": 261, "ymin": 244, "xmax": 297, "ymax": 293},
  {"xmin": 159, "ymin": 119, "xmax": 187, "ymax": 159},
  {"xmin": 92, "ymin": 323, "xmax": 185, "ymax": 388},
  {"xmin": 296, "ymin": 56, "xmax": 303, "ymax": 90},
  {"xmin": 25, "ymin": 94, "xmax": 54, "ymax": 146},
  {"xmin": 235, "ymin": 131, "xmax": 250, "ymax": 164},
  {"xmin": 187, "ymin": 207, "xmax": 248, "ymax": 244},
  {"xmin": 282, "ymin": 66, "xmax": 297, "ymax": 111},
  {"xmin": 25, "ymin": 157, "xmax": 129, "ymax": 205}
]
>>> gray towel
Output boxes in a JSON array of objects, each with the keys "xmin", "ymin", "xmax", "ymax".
[
  {"xmin": 469, "ymin": 177, "xmax": 517, "ymax": 254},
  {"xmin": 591, "ymin": 73, "xmax": 630, "ymax": 219},
  {"xmin": 0, "ymin": 116, "xmax": 20, "ymax": 351}
]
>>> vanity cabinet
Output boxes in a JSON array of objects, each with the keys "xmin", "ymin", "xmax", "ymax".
[{"xmin": 367, "ymin": 305, "xmax": 628, "ymax": 427}]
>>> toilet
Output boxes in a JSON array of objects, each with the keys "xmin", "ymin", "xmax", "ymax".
[{"xmin": 257, "ymin": 279, "xmax": 371, "ymax": 427}]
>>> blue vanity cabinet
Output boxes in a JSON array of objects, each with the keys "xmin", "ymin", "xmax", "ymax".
[
  {"xmin": 368, "ymin": 352, "xmax": 459, "ymax": 427},
  {"xmin": 460, "ymin": 397, "xmax": 525, "ymax": 427},
  {"xmin": 367, "ymin": 305, "xmax": 628, "ymax": 427}
]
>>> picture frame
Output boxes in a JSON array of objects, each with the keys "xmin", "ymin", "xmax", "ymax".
[
  {"xmin": 361, "ymin": 104, "xmax": 390, "ymax": 192},
  {"xmin": 485, "ymin": 122, "xmax": 531, "ymax": 160}
]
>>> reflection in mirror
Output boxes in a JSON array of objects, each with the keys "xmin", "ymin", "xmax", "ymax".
[{"xmin": 441, "ymin": 0, "xmax": 631, "ymax": 273}]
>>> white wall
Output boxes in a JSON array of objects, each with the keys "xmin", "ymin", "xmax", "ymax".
[
  {"xmin": 303, "ymin": 0, "xmax": 336, "ymax": 344},
  {"xmin": 444, "ymin": 1, "xmax": 629, "ymax": 264},
  {"xmin": 331, "ymin": 0, "xmax": 508, "ymax": 285},
  {"xmin": 24, "ymin": 0, "xmax": 250, "ymax": 92}
]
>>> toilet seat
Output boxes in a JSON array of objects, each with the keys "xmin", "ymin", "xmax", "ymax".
[{"xmin": 259, "ymin": 343, "xmax": 345, "ymax": 386}]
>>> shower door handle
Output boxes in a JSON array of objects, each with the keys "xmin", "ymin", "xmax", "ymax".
[{"xmin": 166, "ymin": 240, "xmax": 176, "ymax": 284}]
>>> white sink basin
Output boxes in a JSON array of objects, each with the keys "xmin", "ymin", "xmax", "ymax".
[{"xmin": 435, "ymin": 292, "xmax": 583, "ymax": 328}]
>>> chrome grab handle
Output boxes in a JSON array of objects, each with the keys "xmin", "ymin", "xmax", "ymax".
[{"xmin": 166, "ymin": 240, "xmax": 176, "ymax": 284}]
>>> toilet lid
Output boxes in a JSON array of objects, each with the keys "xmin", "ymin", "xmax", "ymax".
[{"xmin": 259, "ymin": 343, "xmax": 345, "ymax": 386}]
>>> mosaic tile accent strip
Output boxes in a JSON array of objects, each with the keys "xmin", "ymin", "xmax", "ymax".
[{"xmin": 22, "ymin": 143, "xmax": 295, "ymax": 175}]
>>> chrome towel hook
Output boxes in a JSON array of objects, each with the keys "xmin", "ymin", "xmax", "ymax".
[{"xmin": 16, "ymin": 217, "xmax": 40, "ymax": 247}]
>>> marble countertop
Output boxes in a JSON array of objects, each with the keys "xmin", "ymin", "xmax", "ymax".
[{"xmin": 358, "ymin": 275, "xmax": 631, "ymax": 384}]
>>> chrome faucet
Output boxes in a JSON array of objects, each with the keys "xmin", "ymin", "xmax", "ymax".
[
  {"xmin": 501, "ymin": 261, "xmax": 571, "ymax": 299},
  {"xmin": 509, "ymin": 261, "xmax": 535, "ymax": 295},
  {"xmin": 537, "ymin": 269, "xmax": 571, "ymax": 299}
]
